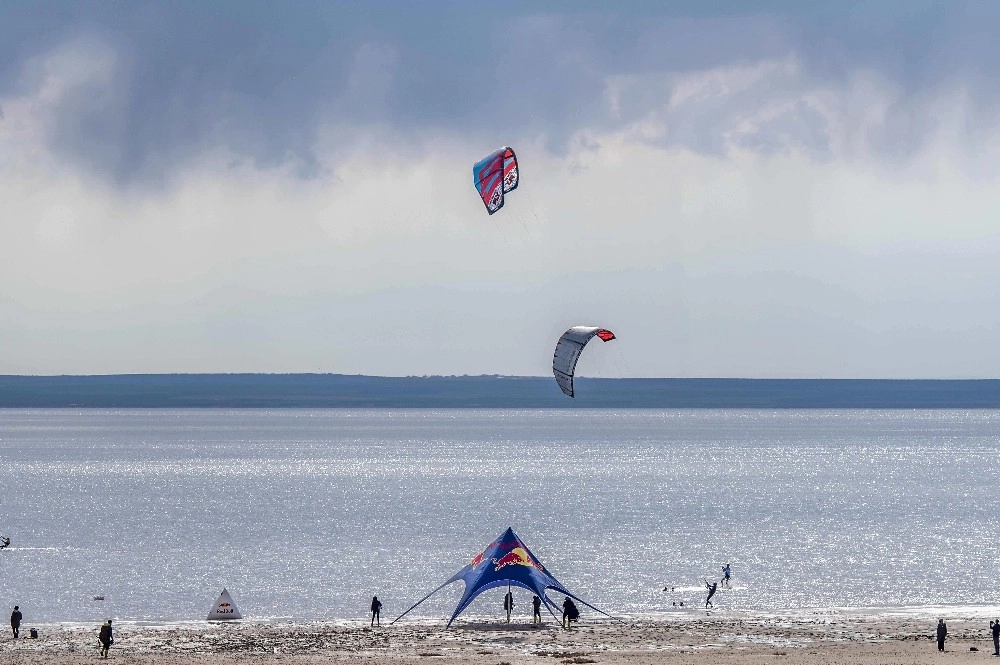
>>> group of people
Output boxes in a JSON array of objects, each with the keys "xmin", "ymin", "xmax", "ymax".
[
  {"xmin": 936, "ymin": 618, "xmax": 1000, "ymax": 655},
  {"xmin": 9, "ymin": 606, "xmax": 112, "ymax": 656},
  {"xmin": 369, "ymin": 592, "xmax": 577, "ymax": 628},
  {"xmin": 704, "ymin": 563, "xmax": 732, "ymax": 608}
]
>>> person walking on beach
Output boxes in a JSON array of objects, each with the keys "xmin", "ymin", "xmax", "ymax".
[
  {"xmin": 936, "ymin": 618, "xmax": 947, "ymax": 651},
  {"xmin": 532, "ymin": 595, "xmax": 542, "ymax": 623},
  {"xmin": 562, "ymin": 597, "xmax": 579, "ymax": 628},
  {"xmin": 98, "ymin": 619, "xmax": 113, "ymax": 658},
  {"xmin": 370, "ymin": 596, "xmax": 382, "ymax": 627},
  {"xmin": 705, "ymin": 580, "xmax": 718, "ymax": 608},
  {"xmin": 503, "ymin": 590, "xmax": 514, "ymax": 623},
  {"xmin": 990, "ymin": 618, "xmax": 999, "ymax": 656},
  {"xmin": 10, "ymin": 605, "xmax": 21, "ymax": 639}
]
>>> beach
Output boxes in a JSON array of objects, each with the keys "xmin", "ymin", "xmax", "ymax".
[{"xmin": 2, "ymin": 612, "xmax": 997, "ymax": 664}]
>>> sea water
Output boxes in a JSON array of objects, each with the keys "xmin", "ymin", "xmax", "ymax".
[{"xmin": 0, "ymin": 408, "xmax": 998, "ymax": 623}]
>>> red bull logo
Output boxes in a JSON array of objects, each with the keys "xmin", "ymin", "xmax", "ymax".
[
  {"xmin": 492, "ymin": 547, "xmax": 542, "ymax": 572},
  {"xmin": 470, "ymin": 550, "xmax": 485, "ymax": 569}
]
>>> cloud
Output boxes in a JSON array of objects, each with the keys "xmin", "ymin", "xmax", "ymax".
[{"xmin": 3, "ymin": 3, "xmax": 1000, "ymax": 377}]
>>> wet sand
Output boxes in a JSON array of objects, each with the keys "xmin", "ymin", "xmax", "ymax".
[{"xmin": 1, "ymin": 613, "xmax": 997, "ymax": 664}]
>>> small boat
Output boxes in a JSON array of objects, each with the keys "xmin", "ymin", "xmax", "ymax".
[{"xmin": 93, "ymin": 596, "xmax": 105, "ymax": 601}]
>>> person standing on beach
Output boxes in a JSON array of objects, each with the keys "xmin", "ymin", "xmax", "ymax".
[
  {"xmin": 98, "ymin": 619, "xmax": 113, "ymax": 658},
  {"xmin": 936, "ymin": 618, "xmax": 947, "ymax": 651},
  {"xmin": 503, "ymin": 590, "xmax": 514, "ymax": 623},
  {"xmin": 10, "ymin": 605, "xmax": 21, "ymax": 638},
  {"xmin": 370, "ymin": 596, "xmax": 382, "ymax": 627},
  {"xmin": 561, "ymin": 598, "xmax": 579, "ymax": 628},
  {"xmin": 532, "ymin": 595, "xmax": 542, "ymax": 623},
  {"xmin": 990, "ymin": 619, "xmax": 999, "ymax": 656},
  {"xmin": 705, "ymin": 580, "xmax": 718, "ymax": 608}
]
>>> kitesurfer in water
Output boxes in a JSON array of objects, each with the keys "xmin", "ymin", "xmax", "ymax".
[
  {"xmin": 722, "ymin": 563, "xmax": 732, "ymax": 588},
  {"xmin": 0, "ymin": 536, "xmax": 9, "ymax": 550},
  {"xmin": 705, "ymin": 580, "xmax": 718, "ymax": 608}
]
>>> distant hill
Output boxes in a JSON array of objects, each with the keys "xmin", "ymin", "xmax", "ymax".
[{"xmin": 1, "ymin": 374, "xmax": 999, "ymax": 408}]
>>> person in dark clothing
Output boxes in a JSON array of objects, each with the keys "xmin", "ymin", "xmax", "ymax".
[
  {"xmin": 990, "ymin": 619, "xmax": 999, "ymax": 656},
  {"xmin": 561, "ymin": 598, "xmax": 579, "ymax": 628},
  {"xmin": 10, "ymin": 606, "xmax": 21, "ymax": 638},
  {"xmin": 532, "ymin": 595, "xmax": 542, "ymax": 624},
  {"xmin": 936, "ymin": 618, "xmax": 947, "ymax": 651},
  {"xmin": 705, "ymin": 581, "xmax": 718, "ymax": 608},
  {"xmin": 370, "ymin": 596, "xmax": 382, "ymax": 627},
  {"xmin": 99, "ymin": 619, "xmax": 113, "ymax": 658},
  {"xmin": 503, "ymin": 591, "xmax": 514, "ymax": 623}
]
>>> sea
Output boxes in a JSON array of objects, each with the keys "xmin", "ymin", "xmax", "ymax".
[{"xmin": 1, "ymin": 408, "xmax": 998, "ymax": 624}]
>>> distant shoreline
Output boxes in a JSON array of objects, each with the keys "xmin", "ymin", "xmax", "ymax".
[{"xmin": 2, "ymin": 374, "xmax": 1000, "ymax": 408}]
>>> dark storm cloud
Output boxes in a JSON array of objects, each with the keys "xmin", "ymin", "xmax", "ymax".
[{"xmin": 1, "ymin": 1, "xmax": 997, "ymax": 185}]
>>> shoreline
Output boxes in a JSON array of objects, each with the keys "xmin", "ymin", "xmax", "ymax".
[{"xmin": 4, "ymin": 610, "xmax": 999, "ymax": 664}]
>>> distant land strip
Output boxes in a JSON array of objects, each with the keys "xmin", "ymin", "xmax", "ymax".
[{"xmin": 1, "ymin": 375, "xmax": 1000, "ymax": 408}]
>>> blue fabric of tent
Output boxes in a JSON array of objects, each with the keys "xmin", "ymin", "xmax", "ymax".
[{"xmin": 392, "ymin": 527, "xmax": 611, "ymax": 627}]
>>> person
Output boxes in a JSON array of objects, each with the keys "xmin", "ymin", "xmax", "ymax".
[
  {"xmin": 532, "ymin": 595, "xmax": 542, "ymax": 623},
  {"xmin": 370, "ymin": 596, "xmax": 382, "ymax": 627},
  {"xmin": 991, "ymin": 618, "xmax": 999, "ymax": 656},
  {"xmin": 10, "ymin": 605, "xmax": 21, "ymax": 639},
  {"xmin": 705, "ymin": 580, "xmax": 718, "ymax": 608},
  {"xmin": 0, "ymin": 536, "xmax": 9, "ymax": 550},
  {"xmin": 722, "ymin": 563, "xmax": 732, "ymax": 588},
  {"xmin": 503, "ymin": 590, "xmax": 514, "ymax": 623},
  {"xmin": 936, "ymin": 618, "xmax": 947, "ymax": 652},
  {"xmin": 98, "ymin": 619, "xmax": 113, "ymax": 658},
  {"xmin": 561, "ymin": 597, "xmax": 579, "ymax": 628}
]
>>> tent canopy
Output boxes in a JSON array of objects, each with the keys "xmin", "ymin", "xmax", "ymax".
[
  {"xmin": 393, "ymin": 527, "xmax": 611, "ymax": 627},
  {"xmin": 207, "ymin": 588, "xmax": 242, "ymax": 620}
]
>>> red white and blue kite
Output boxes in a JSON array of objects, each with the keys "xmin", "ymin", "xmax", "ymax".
[{"xmin": 473, "ymin": 147, "xmax": 519, "ymax": 214}]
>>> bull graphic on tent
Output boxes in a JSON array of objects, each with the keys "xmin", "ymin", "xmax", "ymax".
[{"xmin": 392, "ymin": 527, "xmax": 612, "ymax": 627}]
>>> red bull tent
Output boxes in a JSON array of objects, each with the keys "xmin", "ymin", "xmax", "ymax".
[{"xmin": 392, "ymin": 527, "xmax": 612, "ymax": 627}]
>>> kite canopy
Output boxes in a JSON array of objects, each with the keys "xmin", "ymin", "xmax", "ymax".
[
  {"xmin": 392, "ymin": 527, "xmax": 611, "ymax": 627},
  {"xmin": 473, "ymin": 147, "xmax": 519, "ymax": 214},
  {"xmin": 552, "ymin": 326, "xmax": 616, "ymax": 398}
]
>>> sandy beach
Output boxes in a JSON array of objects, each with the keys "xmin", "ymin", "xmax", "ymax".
[{"xmin": 3, "ymin": 611, "xmax": 998, "ymax": 665}]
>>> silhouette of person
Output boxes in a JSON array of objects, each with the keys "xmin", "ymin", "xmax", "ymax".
[
  {"xmin": 990, "ymin": 619, "xmax": 999, "ymax": 656},
  {"xmin": 10, "ymin": 606, "xmax": 21, "ymax": 639},
  {"xmin": 532, "ymin": 595, "xmax": 542, "ymax": 623},
  {"xmin": 936, "ymin": 618, "xmax": 947, "ymax": 652},
  {"xmin": 705, "ymin": 580, "xmax": 718, "ymax": 608},
  {"xmin": 562, "ymin": 598, "xmax": 579, "ymax": 628},
  {"xmin": 503, "ymin": 591, "xmax": 514, "ymax": 623},
  {"xmin": 370, "ymin": 596, "xmax": 382, "ymax": 627},
  {"xmin": 99, "ymin": 619, "xmax": 114, "ymax": 659}
]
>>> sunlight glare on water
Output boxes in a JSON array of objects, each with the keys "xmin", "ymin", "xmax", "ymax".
[{"xmin": 0, "ymin": 409, "xmax": 998, "ymax": 623}]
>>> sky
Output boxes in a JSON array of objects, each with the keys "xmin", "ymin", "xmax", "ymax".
[{"xmin": 2, "ymin": 1, "xmax": 1000, "ymax": 378}]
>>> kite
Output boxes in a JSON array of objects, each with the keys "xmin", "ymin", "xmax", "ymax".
[
  {"xmin": 552, "ymin": 326, "xmax": 616, "ymax": 398},
  {"xmin": 473, "ymin": 147, "xmax": 519, "ymax": 214}
]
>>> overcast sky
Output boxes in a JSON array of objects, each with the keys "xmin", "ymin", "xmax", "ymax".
[{"xmin": 2, "ymin": 1, "xmax": 999, "ymax": 378}]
